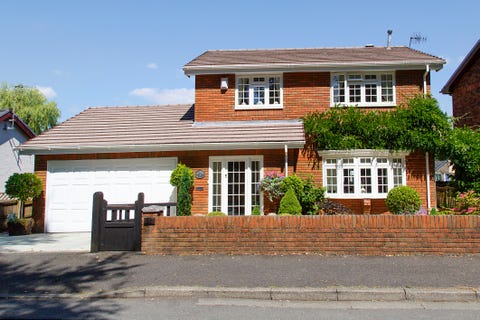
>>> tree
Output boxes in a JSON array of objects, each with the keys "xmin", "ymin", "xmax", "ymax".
[
  {"xmin": 5, "ymin": 173, "xmax": 43, "ymax": 219},
  {"xmin": 0, "ymin": 83, "xmax": 60, "ymax": 134},
  {"xmin": 440, "ymin": 127, "xmax": 480, "ymax": 192}
]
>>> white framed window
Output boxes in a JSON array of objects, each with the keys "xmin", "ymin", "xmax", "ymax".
[
  {"xmin": 331, "ymin": 72, "xmax": 395, "ymax": 107},
  {"xmin": 320, "ymin": 150, "xmax": 407, "ymax": 199},
  {"xmin": 235, "ymin": 75, "xmax": 283, "ymax": 109},
  {"xmin": 209, "ymin": 156, "xmax": 263, "ymax": 216}
]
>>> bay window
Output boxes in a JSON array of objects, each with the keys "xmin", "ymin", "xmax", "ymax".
[
  {"xmin": 332, "ymin": 72, "xmax": 395, "ymax": 106},
  {"xmin": 320, "ymin": 150, "xmax": 407, "ymax": 198}
]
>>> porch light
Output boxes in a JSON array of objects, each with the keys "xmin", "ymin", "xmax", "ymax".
[{"xmin": 220, "ymin": 78, "xmax": 228, "ymax": 90}]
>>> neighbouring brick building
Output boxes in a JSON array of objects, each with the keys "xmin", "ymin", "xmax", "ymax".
[
  {"xmin": 442, "ymin": 39, "xmax": 480, "ymax": 128},
  {"xmin": 19, "ymin": 45, "xmax": 445, "ymax": 233}
]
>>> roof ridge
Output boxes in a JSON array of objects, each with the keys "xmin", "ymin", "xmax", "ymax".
[{"xmin": 204, "ymin": 46, "xmax": 410, "ymax": 52}]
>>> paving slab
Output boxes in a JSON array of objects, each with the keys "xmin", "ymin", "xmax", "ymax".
[{"xmin": 0, "ymin": 232, "xmax": 90, "ymax": 253}]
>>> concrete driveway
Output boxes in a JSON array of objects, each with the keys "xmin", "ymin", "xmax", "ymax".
[{"xmin": 0, "ymin": 232, "xmax": 90, "ymax": 253}]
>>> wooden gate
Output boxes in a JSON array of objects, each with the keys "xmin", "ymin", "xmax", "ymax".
[{"xmin": 90, "ymin": 192, "xmax": 144, "ymax": 252}]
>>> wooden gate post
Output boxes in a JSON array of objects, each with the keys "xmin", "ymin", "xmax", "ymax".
[
  {"xmin": 91, "ymin": 192, "xmax": 104, "ymax": 252},
  {"xmin": 134, "ymin": 192, "xmax": 145, "ymax": 251}
]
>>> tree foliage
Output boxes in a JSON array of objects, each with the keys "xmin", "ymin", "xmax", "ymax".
[
  {"xmin": 5, "ymin": 173, "xmax": 43, "ymax": 218},
  {"xmin": 303, "ymin": 95, "xmax": 451, "ymax": 154},
  {"xmin": 440, "ymin": 127, "xmax": 480, "ymax": 192},
  {"xmin": 0, "ymin": 83, "xmax": 60, "ymax": 134}
]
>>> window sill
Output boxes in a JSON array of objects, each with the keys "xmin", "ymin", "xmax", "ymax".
[
  {"xmin": 326, "ymin": 194, "xmax": 388, "ymax": 199},
  {"xmin": 235, "ymin": 104, "xmax": 283, "ymax": 110},
  {"xmin": 330, "ymin": 103, "xmax": 396, "ymax": 108}
]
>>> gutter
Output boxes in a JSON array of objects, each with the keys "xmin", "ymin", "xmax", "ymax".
[
  {"xmin": 184, "ymin": 61, "xmax": 445, "ymax": 76},
  {"xmin": 17, "ymin": 141, "xmax": 306, "ymax": 156}
]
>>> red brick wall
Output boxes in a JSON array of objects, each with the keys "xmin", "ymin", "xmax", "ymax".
[
  {"xmin": 194, "ymin": 71, "xmax": 427, "ymax": 122},
  {"xmin": 451, "ymin": 54, "xmax": 480, "ymax": 128},
  {"xmin": 141, "ymin": 215, "xmax": 480, "ymax": 255}
]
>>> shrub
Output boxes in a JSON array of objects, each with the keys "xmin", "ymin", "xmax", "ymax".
[
  {"xmin": 278, "ymin": 189, "xmax": 302, "ymax": 215},
  {"xmin": 170, "ymin": 163, "xmax": 194, "ymax": 188},
  {"xmin": 280, "ymin": 174, "xmax": 326, "ymax": 215},
  {"xmin": 251, "ymin": 206, "xmax": 261, "ymax": 216},
  {"xmin": 5, "ymin": 173, "xmax": 42, "ymax": 219},
  {"xmin": 320, "ymin": 200, "xmax": 353, "ymax": 215},
  {"xmin": 177, "ymin": 169, "xmax": 192, "ymax": 216},
  {"xmin": 207, "ymin": 211, "xmax": 227, "ymax": 216},
  {"xmin": 386, "ymin": 186, "xmax": 421, "ymax": 215},
  {"xmin": 451, "ymin": 190, "xmax": 480, "ymax": 215}
]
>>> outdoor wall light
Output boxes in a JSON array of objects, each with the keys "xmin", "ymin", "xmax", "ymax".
[{"xmin": 220, "ymin": 78, "xmax": 228, "ymax": 90}]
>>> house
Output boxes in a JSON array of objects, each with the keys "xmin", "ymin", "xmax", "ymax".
[
  {"xmin": 18, "ymin": 45, "xmax": 445, "ymax": 233},
  {"xmin": 441, "ymin": 39, "xmax": 480, "ymax": 128},
  {"xmin": 0, "ymin": 110, "xmax": 35, "ymax": 225}
]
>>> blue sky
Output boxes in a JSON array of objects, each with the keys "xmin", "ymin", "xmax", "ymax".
[{"xmin": 1, "ymin": 0, "xmax": 478, "ymax": 121}]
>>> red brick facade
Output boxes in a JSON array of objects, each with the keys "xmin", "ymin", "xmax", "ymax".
[
  {"xmin": 33, "ymin": 149, "xmax": 434, "ymax": 232},
  {"xmin": 31, "ymin": 66, "xmax": 436, "ymax": 232},
  {"xmin": 141, "ymin": 215, "xmax": 480, "ymax": 255},
  {"xmin": 194, "ymin": 70, "xmax": 428, "ymax": 122},
  {"xmin": 451, "ymin": 53, "xmax": 480, "ymax": 128}
]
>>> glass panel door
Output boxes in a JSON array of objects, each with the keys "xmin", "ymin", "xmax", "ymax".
[{"xmin": 227, "ymin": 161, "xmax": 245, "ymax": 216}]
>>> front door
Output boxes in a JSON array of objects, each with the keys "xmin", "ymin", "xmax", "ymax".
[{"xmin": 210, "ymin": 157, "xmax": 262, "ymax": 216}]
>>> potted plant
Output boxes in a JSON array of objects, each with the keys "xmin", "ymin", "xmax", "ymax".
[{"xmin": 4, "ymin": 173, "xmax": 42, "ymax": 236}]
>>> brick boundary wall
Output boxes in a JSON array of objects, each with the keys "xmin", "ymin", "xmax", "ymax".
[{"xmin": 141, "ymin": 215, "xmax": 480, "ymax": 255}]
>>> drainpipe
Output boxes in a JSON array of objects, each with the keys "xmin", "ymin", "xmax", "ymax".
[
  {"xmin": 423, "ymin": 64, "xmax": 430, "ymax": 97},
  {"xmin": 423, "ymin": 64, "xmax": 432, "ymax": 210},
  {"xmin": 426, "ymin": 151, "xmax": 431, "ymax": 210},
  {"xmin": 284, "ymin": 144, "xmax": 288, "ymax": 177}
]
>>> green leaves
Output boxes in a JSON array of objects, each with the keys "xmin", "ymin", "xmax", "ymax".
[
  {"xmin": 303, "ymin": 95, "xmax": 451, "ymax": 154},
  {"xmin": 4, "ymin": 173, "xmax": 42, "ymax": 203},
  {"xmin": 0, "ymin": 83, "xmax": 60, "ymax": 134}
]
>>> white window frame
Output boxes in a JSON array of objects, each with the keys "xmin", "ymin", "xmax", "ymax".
[
  {"xmin": 235, "ymin": 74, "xmax": 283, "ymax": 110},
  {"xmin": 331, "ymin": 72, "xmax": 396, "ymax": 107},
  {"xmin": 320, "ymin": 150, "xmax": 408, "ymax": 199},
  {"xmin": 208, "ymin": 156, "xmax": 264, "ymax": 215}
]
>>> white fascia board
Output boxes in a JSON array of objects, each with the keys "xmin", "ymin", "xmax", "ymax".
[
  {"xmin": 17, "ymin": 141, "xmax": 306, "ymax": 155},
  {"xmin": 183, "ymin": 61, "xmax": 444, "ymax": 76},
  {"xmin": 317, "ymin": 149, "xmax": 410, "ymax": 158}
]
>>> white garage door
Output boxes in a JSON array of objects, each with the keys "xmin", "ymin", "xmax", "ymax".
[{"xmin": 45, "ymin": 157, "xmax": 177, "ymax": 232}]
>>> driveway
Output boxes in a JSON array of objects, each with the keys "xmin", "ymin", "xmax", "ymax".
[{"xmin": 0, "ymin": 232, "xmax": 90, "ymax": 253}]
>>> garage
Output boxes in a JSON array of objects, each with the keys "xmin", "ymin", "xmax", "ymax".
[{"xmin": 45, "ymin": 157, "xmax": 177, "ymax": 232}]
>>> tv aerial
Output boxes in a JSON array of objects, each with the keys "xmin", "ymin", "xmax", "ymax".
[{"xmin": 409, "ymin": 33, "xmax": 427, "ymax": 47}]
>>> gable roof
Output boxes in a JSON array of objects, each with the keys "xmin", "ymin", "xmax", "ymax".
[
  {"xmin": 184, "ymin": 46, "xmax": 445, "ymax": 75},
  {"xmin": 441, "ymin": 39, "xmax": 480, "ymax": 94},
  {"xmin": 18, "ymin": 104, "xmax": 305, "ymax": 155},
  {"xmin": 0, "ymin": 110, "xmax": 36, "ymax": 139}
]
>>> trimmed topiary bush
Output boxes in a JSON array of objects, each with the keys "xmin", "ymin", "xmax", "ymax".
[
  {"xmin": 5, "ymin": 172, "xmax": 42, "ymax": 219},
  {"xmin": 170, "ymin": 163, "xmax": 194, "ymax": 188},
  {"xmin": 207, "ymin": 211, "xmax": 227, "ymax": 216},
  {"xmin": 278, "ymin": 188, "xmax": 302, "ymax": 215},
  {"xmin": 177, "ymin": 169, "xmax": 192, "ymax": 216},
  {"xmin": 386, "ymin": 186, "xmax": 421, "ymax": 215}
]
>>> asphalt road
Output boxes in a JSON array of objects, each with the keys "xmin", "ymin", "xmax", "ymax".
[
  {"xmin": 1, "ymin": 297, "xmax": 480, "ymax": 320},
  {"xmin": 1, "ymin": 252, "xmax": 480, "ymax": 296}
]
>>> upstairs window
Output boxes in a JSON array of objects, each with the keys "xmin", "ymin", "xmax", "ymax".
[
  {"xmin": 236, "ymin": 75, "xmax": 282, "ymax": 109},
  {"xmin": 332, "ymin": 72, "xmax": 395, "ymax": 107}
]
